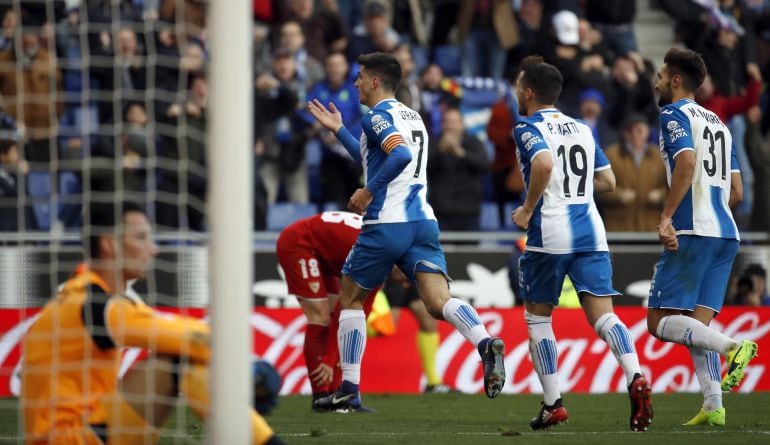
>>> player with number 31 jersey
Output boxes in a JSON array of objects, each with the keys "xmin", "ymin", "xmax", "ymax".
[
  {"xmin": 657, "ymin": 99, "xmax": 739, "ymax": 240},
  {"xmin": 513, "ymin": 107, "xmax": 611, "ymax": 253}
]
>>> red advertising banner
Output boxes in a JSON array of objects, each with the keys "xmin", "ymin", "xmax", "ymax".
[{"xmin": 1, "ymin": 307, "xmax": 769, "ymax": 397}]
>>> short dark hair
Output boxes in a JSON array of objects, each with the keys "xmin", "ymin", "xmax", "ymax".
[
  {"xmin": 83, "ymin": 201, "xmax": 147, "ymax": 259},
  {"xmin": 518, "ymin": 55, "xmax": 563, "ymax": 105},
  {"xmin": 357, "ymin": 52, "xmax": 402, "ymax": 93},
  {"xmin": 663, "ymin": 47, "xmax": 707, "ymax": 92}
]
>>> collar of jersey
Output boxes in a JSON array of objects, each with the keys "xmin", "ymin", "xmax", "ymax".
[
  {"xmin": 533, "ymin": 107, "xmax": 559, "ymax": 115},
  {"xmin": 371, "ymin": 98, "xmax": 398, "ymax": 110},
  {"xmin": 73, "ymin": 265, "xmax": 113, "ymax": 294}
]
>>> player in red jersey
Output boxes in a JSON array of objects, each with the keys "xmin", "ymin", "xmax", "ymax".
[{"xmin": 276, "ymin": 211, "xmax": 377, "ymax": 411}]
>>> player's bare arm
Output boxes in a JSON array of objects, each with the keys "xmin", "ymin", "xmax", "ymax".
[
  {"xmin": 513, "ymin": 151, "xmax": 553, "ymax": 230},
  {"xmin": 306, "ymin": 99, "xmax": 344, "ymax": 133},
  {"xmin": 659, "ymin": 149, "xmax": 696, "ymax": 251},
  {"xmin": 348, "ymin": 187, "xmax": 373, "ymax": 215},
  {"xmin": 729, "ymin": 171, "xmax": 743, "ymax": 208},
  {"xmin": 593, "ymin": 168, "xmax": 616, "ymax": 193}
]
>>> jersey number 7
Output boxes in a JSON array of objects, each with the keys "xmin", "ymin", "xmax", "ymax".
[{"xmin": 412, "ymin": 130, "xmax": 425, "ymax": 178}]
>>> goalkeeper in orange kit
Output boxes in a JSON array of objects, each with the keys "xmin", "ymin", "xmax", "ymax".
[{"xmin": 20, "ymin": 201, "xmax": 282, "ymax": 445}]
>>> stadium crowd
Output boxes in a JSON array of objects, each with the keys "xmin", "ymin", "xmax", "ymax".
[{"xmin": 0, "ymin": 0, "xmax": 768, "ymax": 235}]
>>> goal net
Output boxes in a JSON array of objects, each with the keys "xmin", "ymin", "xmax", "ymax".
[{"xmin": 0, "ymin": 0, "xmax": 253, "ymax": 443}]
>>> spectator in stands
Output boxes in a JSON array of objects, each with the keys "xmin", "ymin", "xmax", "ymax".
[
  {"xmin": 0, "ymin": 22, "xmax": 63, "ymax": 166},
  {"xmin": 0, "ymin": 125, "xmax": 26, "ymax": 232},
  {"xmin": 114, "ymin": 26, "xmax": 147, "ymax": 100},
  {"xmin": 156, "ymin": 72, "xmax": 208, "ymax": 231},
  {"xmin": 335, "ymin": 0, "xmax": 364, "ymax": 34},
  {"xmin": 253, "ymin": 65, "xmax": 301, "ymax": 231},
  {"xmin": 54, "ymin": 4, "xmax": 99, "ymax": 229},
  {"xmin": 598, "ymin": 113, "xmax": 667, "ymax": 232},
  {"xmin": 281, "ymin": 0, "xmax": 348, "ymax": 62},
  {"xmin": 429, "ymin": 0, "xmax": 460, "ymax": 52},
  {"xmin": 418, "ymin": 63, "xmax": 459, "ymax": 137},
  {"xmin": 346, "ymin": 0, "xmax": 400, "ymax": 61},
  {"xmin": 302, "ymin": 51, "xmax": 363, "ymax": 208},
  {"xmin": 253, "ymin": 21, "xmax": 273, "ymax": 76},
  {"xmin": 744, "ymin": 104, "xmax": 769, "ymax": 232},
  {"xmin": 393, "ymin": 43, "xmax": 421, "ymax": 111},
  {"xmin": 504, "ymin": 0, "xmax": 543, "ymax": 79},
  {"xmin": 539, "ymin": 9, "xmax": 609, "ymax": 116},
  {"xmin": 153, "ymin": 26, "xmax": 206, "ymax": 128},
  {"xmin": 578, "ymin": 88, "xmax": 616, "ymax": 148},
  {"xmin": 577, "ymin": 18, "xmax": 615, "ymax": 75},
  {"xmin": 121, "ymin": 102, "xmax": 152, "ymax": 196},
  {"xmin": 427, "ymin": 107, "xmax": 489, "ymax": 232},
  {"xmin": 732, "ymin": 264, "xmax": 769, "ymax": 306},
  {"xmin": 0, "ymin": 9, "xmax": 16, "ymax": 51},
  {"xmin": 487, "ymin": 96, "xmax": 524, "ymax": 223},
  {"xmin": 584, "ymin": 0, "xmax": 638, "ymax": 57},
  {"xmin": 259, "ymin": 48, "xmax": 309, "ymax": 205},
  {"xmin": 606, "ymin": 54, "xmax": 658, "ymax": 131},
  {"xmin": 278, "ymin": 20, "xmax": 324, "ymax": 91},
  {"xmin": 696, "ymin": 65, "xmax": 762, "ymax": 124},
  {"xmin": 456, "ymin": 0, "xmax": 519, "ymax": 80}
]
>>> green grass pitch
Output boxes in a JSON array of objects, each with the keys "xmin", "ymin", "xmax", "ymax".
[{"xmin": 1, "ymin": 393, "xmax": 769, "ymax": 444}]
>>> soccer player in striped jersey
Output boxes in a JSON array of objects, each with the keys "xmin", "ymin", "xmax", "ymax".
[
  {"xmin": 511, "ymin": 56, "xmax": 652, "ymax": 431},
  {"xmin": 306, "ymin": 52, "xmax": 505, "ymax": 413},
  {"xmin": 648, "ymin": 47, "xmax": 758, "ymax": 427}
]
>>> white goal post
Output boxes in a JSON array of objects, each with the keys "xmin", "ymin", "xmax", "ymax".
[{"xmin": 207, "ymin": 0, "xmax": 253, "ymax": 443}]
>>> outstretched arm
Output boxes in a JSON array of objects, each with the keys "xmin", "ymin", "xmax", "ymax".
[
  {"xmin": 107, "ymin": 298, "xmax": 211, "ymax": 364},
  {"xmin": 307, "ymin": 99, "xmax": 361, "ymax": 162}
]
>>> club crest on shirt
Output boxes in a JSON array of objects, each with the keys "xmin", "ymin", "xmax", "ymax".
[
  {"xmin": 667, "ymin": 120, "xmax": 687, "ymax": 142},
  {"xmin": 308, "ymin": 281, "xmax": 320, "ymax": 294},
  {"xmin": 371, "ymin": 115, "xmax": 390, "ymax": 135}
]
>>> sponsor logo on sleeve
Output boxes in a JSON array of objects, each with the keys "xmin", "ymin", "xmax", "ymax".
[
  {"xmin": 521, "ymin": 132, "xmax": 543, "ymax": 151},
  {"xmin": 667, "ymin": 120, "xmax": 688, "ymax": 142},
  {"xmin": 371, "ymin": 114, "xmax": 391, "ymax": 135}
]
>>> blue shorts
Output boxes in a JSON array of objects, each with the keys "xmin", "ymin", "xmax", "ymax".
[
  {"xmin": 648, "ymin": 236, "xmax": 739, "ymax": 313},
  {"xmin": 518, "ymin": 251, "xmax": 619, "ymax": 306},
  {"xmin": 342, "ymin": 220, "xmax": 449, "ymax": 289}
]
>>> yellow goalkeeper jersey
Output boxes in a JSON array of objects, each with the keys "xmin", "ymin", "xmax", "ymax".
[{"xmin": 21, "ymin": 267, "xmax": 210, "ymax": 444}]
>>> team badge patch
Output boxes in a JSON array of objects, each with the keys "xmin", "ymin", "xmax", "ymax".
[
  {"xmin": 667, "ymin": 120, "xmax": 687, "ymax": 142},
  {"xmin": 309, "ymin": 281, "xmax": 320, "ymax": 293},
  {"xmin": 371, "ymin": 115, "xmax": 390, "ymax": 135}
]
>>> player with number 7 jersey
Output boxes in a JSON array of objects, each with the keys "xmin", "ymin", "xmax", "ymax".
[{"xmin": 306, "ymin": 52, "xmax": 506, "ymax": 413}]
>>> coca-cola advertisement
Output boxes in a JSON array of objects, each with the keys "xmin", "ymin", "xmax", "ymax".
[{"xmin": 1, "ymin": 307, "xmax": 768, "ymax": 397}]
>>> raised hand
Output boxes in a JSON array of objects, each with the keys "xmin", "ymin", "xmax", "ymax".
[{"xmin": 307, "ymin": 99, "xmax": 344, "ymax": 133}]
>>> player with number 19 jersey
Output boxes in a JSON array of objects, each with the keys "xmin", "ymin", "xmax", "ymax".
[
  {"xmin": 658, "ymin": 98, "xmax": 739, "ymax": 240},
  {"xmin": 513, "ymin": 108, "xmax": 611, "ymax": 254},
  {"xmin": 359, "ymin": 99, "xmax": 436, "ymax": 224}
]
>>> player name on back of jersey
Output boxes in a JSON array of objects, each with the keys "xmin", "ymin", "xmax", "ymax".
[
  {"xmin": 398, "ymin": 109, "xmax": 421, "ymax": 121},
  {"xmin": 685, "ymin": 106, "xmax": 721, "ymax": 125},
  {"xmin": 545, "ymin": 121, "xmax": 580, "ymax": 136}
]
